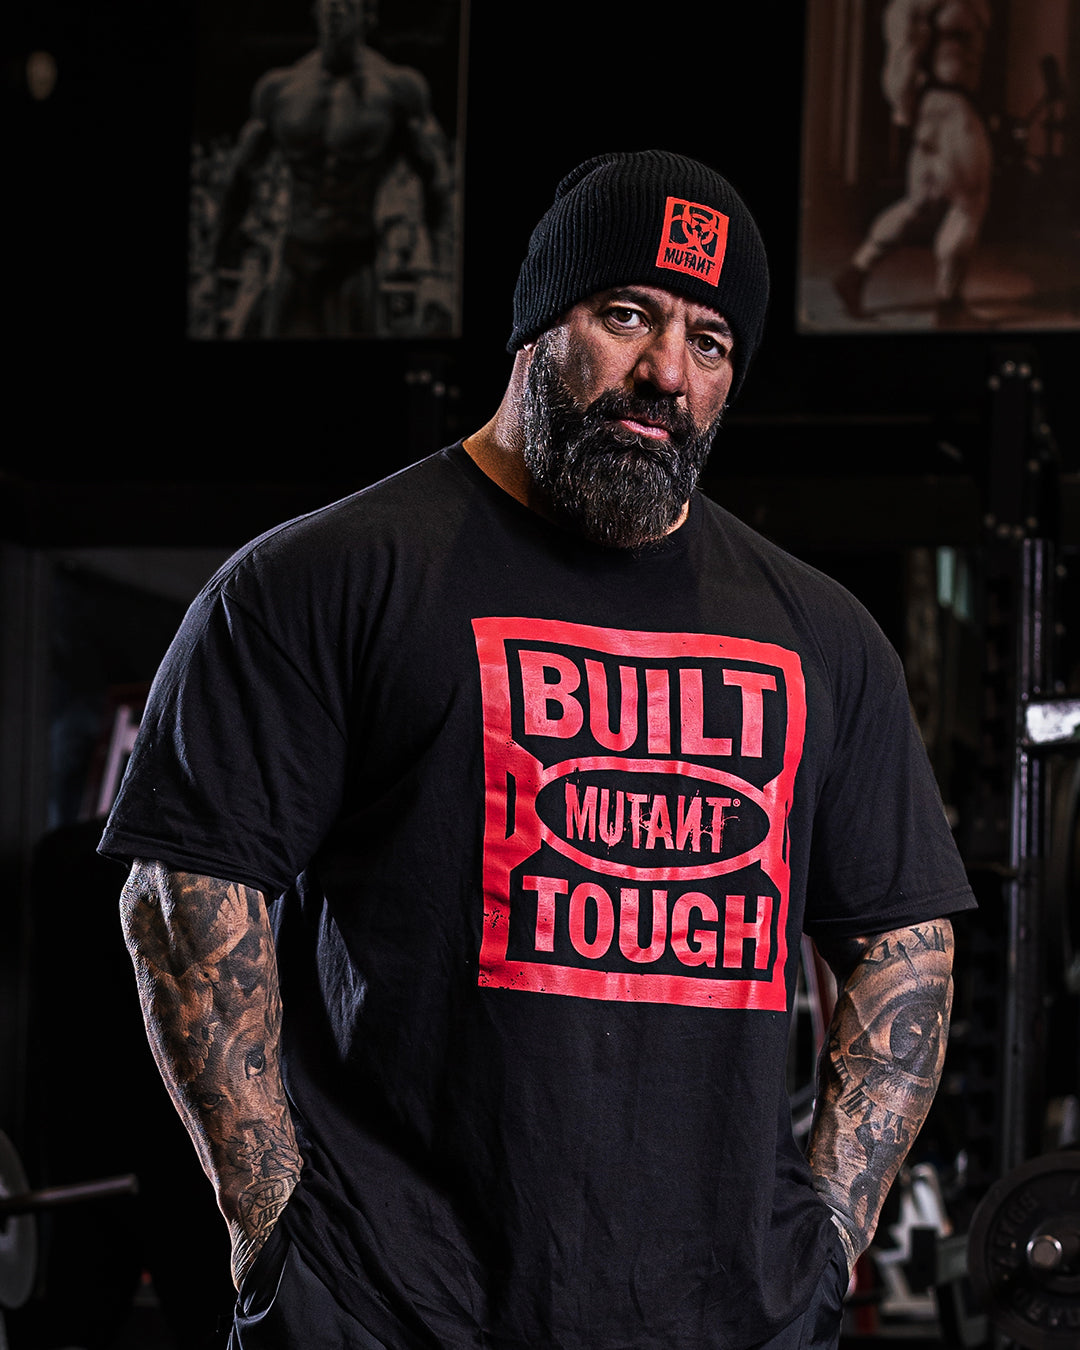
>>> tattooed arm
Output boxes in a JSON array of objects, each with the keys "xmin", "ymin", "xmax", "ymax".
[
  {"xmin": 806, "ymin": 918, "xmax": 955, "ymax": 1274},
  {"xmin": 119, "ymin": 859, "xmax": 302, "ymax": 1289}
]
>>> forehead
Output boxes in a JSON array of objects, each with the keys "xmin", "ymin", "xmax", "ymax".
[{"xmin": 580, "ymin": 284, "xmax": 731, "ymax": 333}]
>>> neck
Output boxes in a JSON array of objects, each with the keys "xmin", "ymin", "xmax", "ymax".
[
  {"xmin": 463, "ymin": 352, "xmax": 537, "ymax": 510},
  {"xmin": 320, "ymin": 32, "xmax": 358, "ymax": 72}
]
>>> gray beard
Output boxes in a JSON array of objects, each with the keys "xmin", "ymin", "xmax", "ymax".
[{"xmin": 521, "ymin": 335, "xmax": 722, "ymax": 551}]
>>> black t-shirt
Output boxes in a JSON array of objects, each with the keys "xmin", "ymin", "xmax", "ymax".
[{"xmin": 101, "ymin": 445, "xmax": 976, "ymax": 1349}]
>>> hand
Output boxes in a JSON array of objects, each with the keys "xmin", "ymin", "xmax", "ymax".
[
  {"xmin": 231, "ymin": 1223, "xmax": 267, "ymax": 1291},
  {"xmin": 228, "ymin": 1167, "xmax": 298, "ymax": 1290}
]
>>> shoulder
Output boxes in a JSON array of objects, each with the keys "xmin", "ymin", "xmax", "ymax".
[
  {"xmin": 369, "ymin": 50, "xmax": 432, "ymax": 111},
  {"xmin": 160, "ymin": 451, "xmax": 471, "ymax": 670},
  {"xmin": 215, "ymin": 447, "xmax": 472, "ymax": 592},
  {"xmin": 695, "ymin": 492, "xmax": 904, "ymax": 689},
  {"xmin": 250, "ymin": 57, "xmax": 310, "ymax": 118},
  {"xmin": 696, "ymin": 493, "xmax": 877, "ymax": 613}
]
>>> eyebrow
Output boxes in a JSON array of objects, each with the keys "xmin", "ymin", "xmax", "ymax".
[{"xmin": 599, "ymin": 287, "xmax": 734, "ymax": 339}]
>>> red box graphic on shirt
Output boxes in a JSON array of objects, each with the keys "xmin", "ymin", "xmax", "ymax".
[{"xmin": 472, "ymin": 618, "xmax": 806, "ymax": 1010}]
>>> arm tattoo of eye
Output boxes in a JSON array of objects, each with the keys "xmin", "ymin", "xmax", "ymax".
[
  {"xmin": 808, "ymin": 921, "xmax": 954, "ymax": 1260},
  {"xmin": 121, "ymin": 861, "xmax": 302, "ymax": 1283}
]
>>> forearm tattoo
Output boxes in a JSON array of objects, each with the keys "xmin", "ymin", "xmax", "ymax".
[
  {"xmin": 120, "ymin": 860, "xmax": 302, "ymax": 1286},
  {"xmin": 807, "ymin": 920, "xmax": 954, "ymax": 1269}
]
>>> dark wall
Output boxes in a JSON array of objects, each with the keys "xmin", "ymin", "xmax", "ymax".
[{"xmin": 8, "ymin": 0, "xmax": 1078, "ymax": 532}]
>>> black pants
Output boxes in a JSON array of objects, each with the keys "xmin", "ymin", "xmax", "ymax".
[
  {"xmin": 228, "ymin": 1225, "xmax": 849, "ymax": 1350},
  {"xmin": 750, "ymin": 1232, "xmax": 849, "ymax": 1350},
  {"xmin": 228, "ymin": 1218, "xmax": 387, "ymax": 1350}
]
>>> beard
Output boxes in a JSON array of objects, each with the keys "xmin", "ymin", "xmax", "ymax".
[{"xmin": 521, "ymin": 335, "xmax": 723, "ymax": 551}]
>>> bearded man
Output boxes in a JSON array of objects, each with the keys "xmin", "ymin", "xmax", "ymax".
[{"xmin": 104, "ymin": 151, "xmax": 975, "ymax": 1350}]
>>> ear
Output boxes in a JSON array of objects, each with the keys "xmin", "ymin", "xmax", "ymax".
[{"xmin": 511, "ymin": 346, "xmax": 535, "ymax": 381}]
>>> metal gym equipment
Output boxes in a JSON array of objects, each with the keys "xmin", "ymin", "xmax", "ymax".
[
  {"xmin": 931, "ymin": 349, "xmax": 1079, "ymax": 1349},
  {"xmin": 0, "ymin": 1128, "xmax": 137, "ymax": 1347},
  {"xmin": 967, "ymin": 1150, "xmax": 1080, "ymax": 1349}
]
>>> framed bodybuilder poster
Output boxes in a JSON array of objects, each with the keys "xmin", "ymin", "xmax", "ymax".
[
  {"xmin": 797, "ymin": 0, "xmax": 1079, "ymax": 333},
  {"xmin": 187, "ymin": 0, "xmax": 467, "ymax": 340}
]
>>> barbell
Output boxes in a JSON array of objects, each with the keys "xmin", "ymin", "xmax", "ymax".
[{"xmin": 0, "ymin": 1128, "xmax": 137, "ymax": 1311}]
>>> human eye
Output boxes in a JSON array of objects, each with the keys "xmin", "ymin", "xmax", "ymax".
[
  {"xmin": 691, "ymin": 331, "xmax": 731, "ymax": 361},
  {"xmin": 603, "ymin": 304, "xmax": 647, "ymax": 332}
]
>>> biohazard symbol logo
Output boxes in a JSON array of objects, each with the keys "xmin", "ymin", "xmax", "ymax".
[{"xmin": 655, "ymin": 197, "xmax": 729, "ymax": 288}]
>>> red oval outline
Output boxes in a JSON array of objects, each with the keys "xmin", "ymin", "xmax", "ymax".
[{"xmin": 535, "ymin": 757, "xmax": 771, "ymax": 881}]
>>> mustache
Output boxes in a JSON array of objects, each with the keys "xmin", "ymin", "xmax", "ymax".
[{"xmin": 582, "ymin": 389, "xmax": 699, "ymax": 444}]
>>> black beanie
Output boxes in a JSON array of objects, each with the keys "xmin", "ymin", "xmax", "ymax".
[{"xmin": 508, "ymin": 150, "xmax": 770, "ymax": 398}]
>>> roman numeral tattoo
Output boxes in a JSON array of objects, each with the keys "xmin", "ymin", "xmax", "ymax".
[{"xmin": 807, "ymin": 920, "xmax": 955, "ymax": 1273}]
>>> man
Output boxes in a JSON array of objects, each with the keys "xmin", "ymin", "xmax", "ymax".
[
  {"xmin": 834, "ymin": 0, "xmax": 992, "ymax": 325},
  {"xmin": 202, "ymin": 0, "xmax": 453, "ymax": 337},
  {"xmin": 104, "ymin": 151, "xmax": 976, "ymax": 1349}
]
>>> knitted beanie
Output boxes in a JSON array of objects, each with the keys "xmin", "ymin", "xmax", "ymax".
[{"xmin": 508, "ymin": 150, "xmax": 770, "ymax": 397}]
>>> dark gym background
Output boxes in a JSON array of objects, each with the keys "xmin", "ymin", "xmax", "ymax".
[{"xmin": 2, "ymin": 2, "xmax": 1078, "ymax": 1348}]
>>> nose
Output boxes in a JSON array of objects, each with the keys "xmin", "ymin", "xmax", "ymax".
[{"xmin": 632, "ymin": 323, "xmax": 689, "ymax": 397}]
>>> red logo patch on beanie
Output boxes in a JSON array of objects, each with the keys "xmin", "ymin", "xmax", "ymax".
[{"xmin": 655, "ymin": 197, "xmax": 729, "ymax": 287}]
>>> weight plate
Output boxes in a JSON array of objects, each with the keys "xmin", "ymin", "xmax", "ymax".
[
  {"xmin": 968, "ymin": 1150, "xmax": 1080, "ymax": 1349},
  {"xmin": 0, "ymin": 1131, "xmax": 36, "ymax": 1310}
]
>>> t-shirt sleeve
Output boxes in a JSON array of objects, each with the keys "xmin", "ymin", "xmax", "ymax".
[
  {"xmin": 802, "ymin": 618, "xmax": 976, "ymax": 940},
  {"xmin": 98, "ymin": 565, "xmax": 351, "ymax": 898}
]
